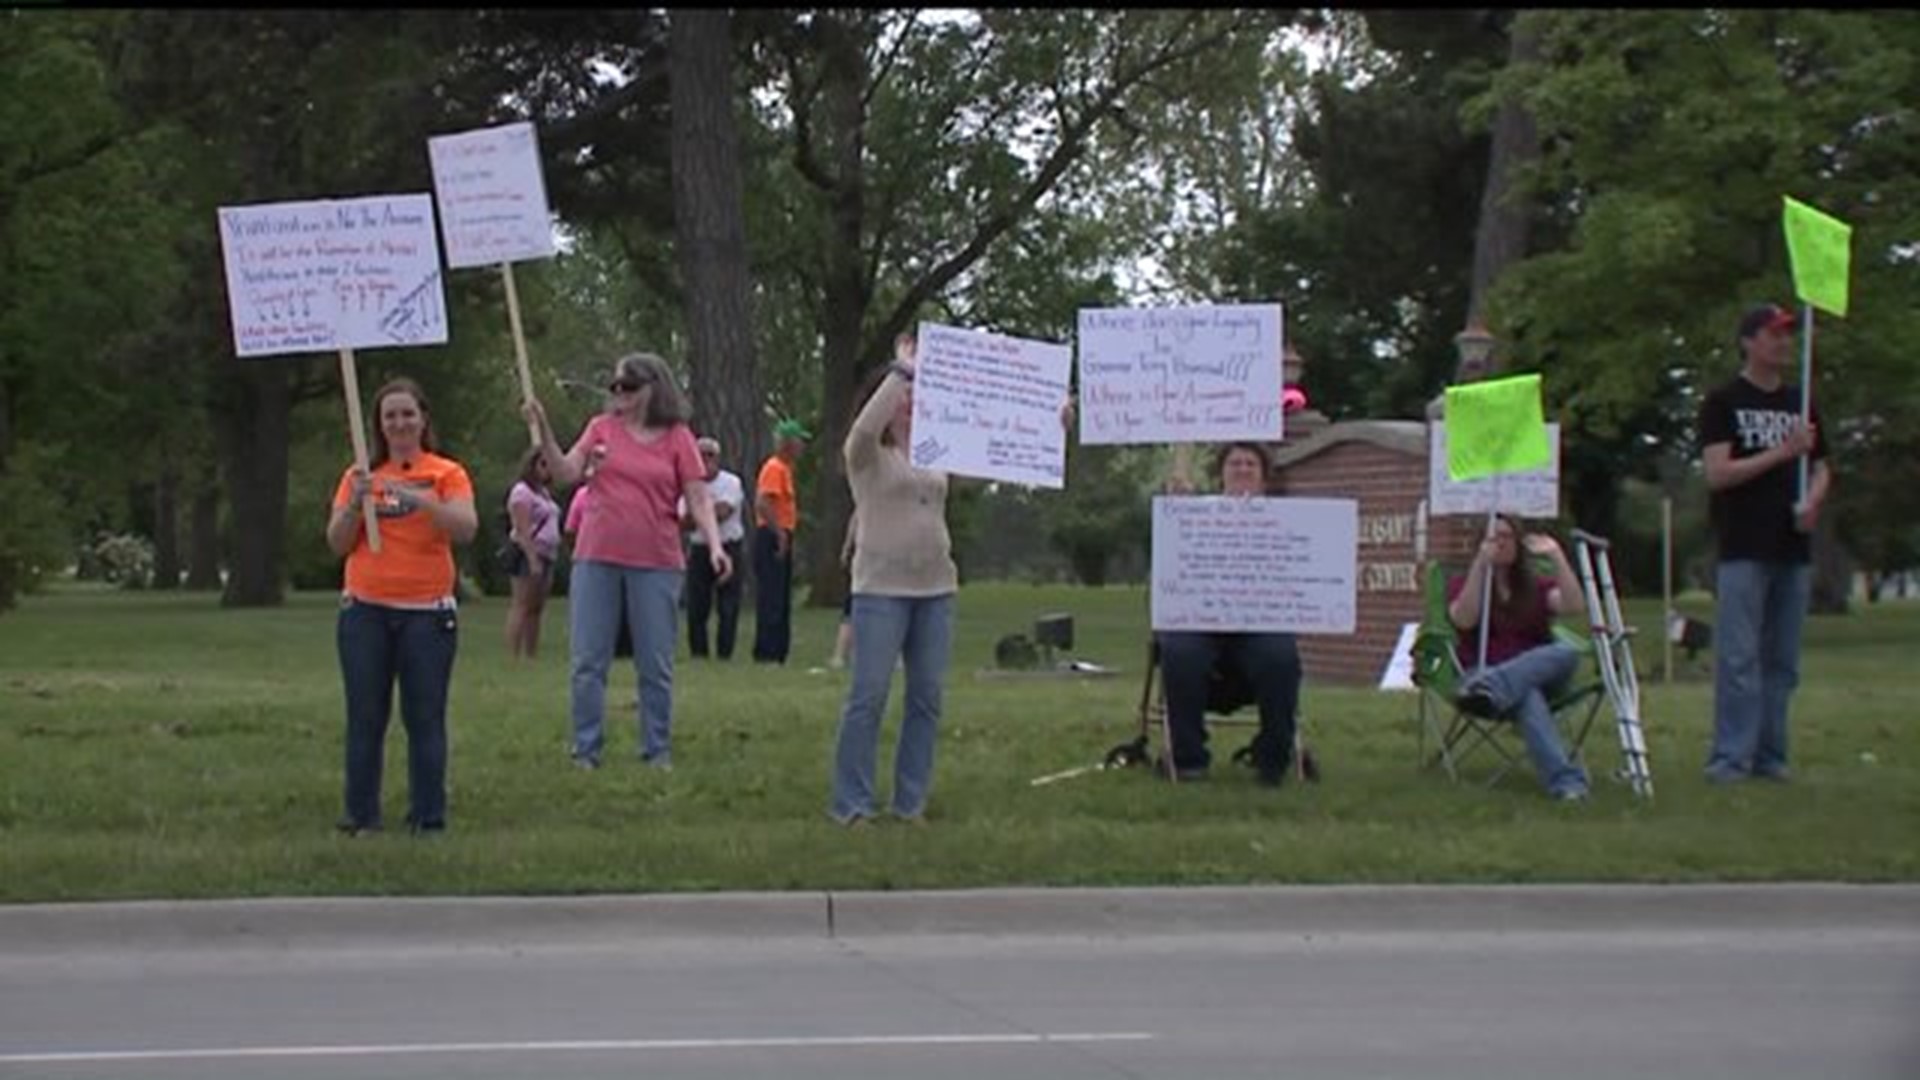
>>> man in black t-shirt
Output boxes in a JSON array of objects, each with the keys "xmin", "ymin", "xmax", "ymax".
[{"xmin": 1696, "ymin": 303, "xmax": 1832, "ymax": 784}]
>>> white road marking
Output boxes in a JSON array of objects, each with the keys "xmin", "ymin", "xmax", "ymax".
[{"xmin": 0, "ymin": 1031, "xmax": 1155, "ymax": 1065}]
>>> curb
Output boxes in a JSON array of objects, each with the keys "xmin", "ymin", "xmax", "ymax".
[{"xmin": 2, "ymin": 883, "xmax": 1915, "ymax": 955}]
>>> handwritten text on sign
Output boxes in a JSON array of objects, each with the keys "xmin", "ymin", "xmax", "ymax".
[
  {"xmin": 1151, "ymin": 496, "xmax": 1359, "ymax": 635},
  {"xmin": 1078, "ymin": 304, "xmax": 1284, "ymax": 445},
  {"xmin": 910, "ymin": 322, "xmax": 1071, "ymax": 488},
  {"xmin": 217, "ymin": 195, "xmax": 446, "ymax": 358},
  {"xmin": 1428, "ymin": 422, "xmax": 1561, "ymax": 517},
  {"xmin": 427, "ymin": 121, "xmax": 557, "ymax": 269}
]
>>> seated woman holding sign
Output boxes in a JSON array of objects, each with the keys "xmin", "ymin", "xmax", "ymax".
[
  {"xmin": 1445, "ymin": 514, "xmax": 1590, "ymax": 801},
  {"xmin": 1154, "ymin": 441, "xmax": 1303, "ymax": 786}
]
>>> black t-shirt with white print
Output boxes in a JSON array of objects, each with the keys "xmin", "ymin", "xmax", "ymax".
[{"xmin": 1698, "ymin": 374, "xmax": 1827, "ymax": 564}]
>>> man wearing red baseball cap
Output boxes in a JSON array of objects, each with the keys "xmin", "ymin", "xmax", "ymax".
[{"xmin": 1696, "ymin": 303, "xmax": 1832, "ymax": 785}]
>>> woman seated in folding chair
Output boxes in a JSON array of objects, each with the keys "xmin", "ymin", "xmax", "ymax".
[
  {"xmin": 1154, "ymin": 441, "xmax": 1302, "ymax": 787},
  {"xmin": 1446, "ymin": 515, "xmax": 1590, "ymax": 801}
]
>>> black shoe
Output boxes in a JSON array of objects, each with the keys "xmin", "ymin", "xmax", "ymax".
[
  {"xmin": 1456, "ymin": 686, "xmax": 1501, "ymax": 718},
  {"xmin": 1255, "ymin": 755, "xmax": 1290, "ymax": 788}
]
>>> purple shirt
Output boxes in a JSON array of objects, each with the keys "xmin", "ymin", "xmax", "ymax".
[
  {"xmin": 507, "ymin": 480, "xmax": 560, "ymax": 560},
  {"xmin": 1446, "ymin": 574, "xmax": 1554, "ymax": 667}
]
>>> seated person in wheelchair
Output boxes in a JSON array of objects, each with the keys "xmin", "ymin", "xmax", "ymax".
[
  {"xmin": 1154, "ymin": 441, "xmax": 1302, "ymax": 787},
  {"xmin": 1446, "ymin": 514, "xmax": 1590, "ymax": 801}
]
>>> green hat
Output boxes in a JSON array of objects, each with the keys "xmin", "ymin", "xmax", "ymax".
[{"xmin": 773, "ymin": 418, "xmax": 812, "ymax": 441}]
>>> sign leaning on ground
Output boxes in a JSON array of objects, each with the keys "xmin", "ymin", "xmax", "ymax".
[
  {"xmin": 1151, "ymin": 495, "xmax": 1359, "ymax": 634},
  {"xmin": 1077, "ymin": 303, "xmax": 1285, "ymax": 445},
  {"xmin": 909, "ymin": 321, "xmax": 1072, "ymax": 488},
  {"xmin": 216, "ymin": 194, "xmax": 447, "ymax": 357}
]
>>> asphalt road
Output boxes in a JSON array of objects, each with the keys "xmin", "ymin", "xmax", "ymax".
[{"xmin": 2, "ymin": 885, "xmax": 1915, "ymax": 1080}]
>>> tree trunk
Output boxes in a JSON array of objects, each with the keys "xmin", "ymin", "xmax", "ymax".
[
  {"xmin": 803, "ymin": 15, "xmax": 872, "ymax": 611},
  {"xmin": 151, "ymin": 466, "xmax": 181, "ymax": 589},
  {"xmin": 185, "ymin": 482, "xmax": 222, "ymax": 591},
  {"xmin": 669, "ymin": 9, "xmax": 769, "ymax": 495},
  {"xmin": 1462, "ymin": 15, "xmax": 1542, "ymax": 372},
  {"xmin": 1809, "ymin": 513, "xmax": 1851, "ymax": 615},
  {"xmin": 217, "ymin": 360, "xmax": 292, "ymax": 607}
]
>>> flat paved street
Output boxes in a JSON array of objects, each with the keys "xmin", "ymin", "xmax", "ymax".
[{"xmin": 2, "ymin": 885, "xmax": 1915, "ymax": 1080}]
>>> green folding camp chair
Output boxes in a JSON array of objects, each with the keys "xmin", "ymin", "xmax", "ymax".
[{"xmin": 1412, "ymin": 561, "xmax": 1605, "ymax": 787}]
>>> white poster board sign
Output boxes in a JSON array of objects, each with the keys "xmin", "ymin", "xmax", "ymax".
[
  {"xmin": 1078, "ymin": 304, "xmax": 1285, "ymax": 444},
  {"xmin": 427, "ymin": 120, "xmax": 557, "ymax": 269},
  {"xmin": 217, "ymin": 195, "xmax": 446, "ymax": 358},
  {"xmin": 1151, "ymin": 496, "xmax": 1358, "ymax": 634},
  {"xmin": 1428, "ymin": 422, "xmax": 1561, "ymax": 517},
  {"xmin": 1379, "ymin": 621, "xmax": 1420, "ymax": 691},
  {"xmin": 909, "ymin": 322, "xmax": 1071, "ymax": 488}
]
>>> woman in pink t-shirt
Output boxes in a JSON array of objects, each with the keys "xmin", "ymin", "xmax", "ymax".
[{"xmin": 526, "ymin": 353, "xmax": 732, "ymax": 770}]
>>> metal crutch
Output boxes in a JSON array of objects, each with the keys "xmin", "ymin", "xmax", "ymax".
[{"xmin": 1570, "ymin": 529, "xmax": 1654, "ymax": 799}]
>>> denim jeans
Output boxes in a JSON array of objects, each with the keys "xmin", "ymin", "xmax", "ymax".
[
  {"xmin": 1466, "ymin": 641, "xmax": 1586, "ymax": 796},
  {"xmin": 1708, "ymin": 560, "xmax": 1810, "ymax": 779},
  {"xmin": 751, "ymin": 526, "xmax": 792, "ymax": 663},
  {"xmin": 568, "ymin": 559, "xmax": 683, "ymax": 765},
  {"xmin": 336, "ymin": 599, "xmax": 458, "ymax": 829},
  {"xmin": 829, "ymin": 593, "xmax": 955, "ymax": 823},
  {"xmin": 686, "ymin": 539, "xmax": 744, "ymax": 659},
  {"xmin": 1156, "ymin": 631, "xmax": 1301, "ymax": 772}
]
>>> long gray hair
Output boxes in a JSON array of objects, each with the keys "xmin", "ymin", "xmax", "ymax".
[{"xmin": 613, "ymin": 352, "xmax": 691, "ymax": 426}]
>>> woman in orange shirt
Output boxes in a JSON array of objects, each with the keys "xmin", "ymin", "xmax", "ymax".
[{"xmin": 324, "ymin": 377, "xmax": 477, "ymax": 836}]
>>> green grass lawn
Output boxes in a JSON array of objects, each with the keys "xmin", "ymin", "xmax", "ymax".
[{"xmin": 2, "ymin": 581, "xmax": 1915, "ymax": 901}]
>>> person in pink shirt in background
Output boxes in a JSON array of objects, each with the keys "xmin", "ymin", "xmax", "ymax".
[
  {"xmin": 503, "ymin": 447, "xmax": 561, "ymax": 660},
  {"xmin": 525, "ymin": 352, "xmax": 732, "ymax": 771}
]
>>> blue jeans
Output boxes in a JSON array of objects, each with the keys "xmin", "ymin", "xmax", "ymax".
[
  {"xmin": 1156, "ymin": 632, "xmax": 1301, "ymax": 772},
  {"xmin": 568, "ymin": 560, "xmax": 682, "ymax": 765},
  {"xmin": 1465, "ymin": 642, "xmax": 1586, "ymax": 796},
  {"xmin": 1708, "ymin": 560, "xmax": 1810, "ymax": 779},
  {"xmin": 336, "ymin": 599, "xmax": 458, "ymax": 829},
  {"xmin": 829, "ymin": 593, "xmax": 954, "ymax": 823},
  {"xmin": 751, "ymin": 526, "xmax": 792, "ymax": 663}
]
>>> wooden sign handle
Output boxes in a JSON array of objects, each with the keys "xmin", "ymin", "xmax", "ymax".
[
  {"xmin": 338, "ymin": 347, "xmax": 382, "ymax": 553},
  {"xmin": 501, "ymin": 261, "xmax": 542, "ymax": 448}
]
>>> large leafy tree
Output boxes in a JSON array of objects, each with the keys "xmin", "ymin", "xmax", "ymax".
[
  {"xmin": 1489, "ymin": 8, "xmax": 1920, "ymax": 608},
  {"xmin": 0, "ymin": 12, "xmax": 193, "ymax": 608},
  {"xmin": 744, "ymin": 8, "xmax": 1295, "ymax": 605}
]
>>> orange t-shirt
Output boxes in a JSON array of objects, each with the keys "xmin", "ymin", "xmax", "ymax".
[
  {"xmin": 332, "ymin": 452, "xmax": 474, "ymax": 605},
  {"xmin": 757, "ymin": 455, "xmax": 798, "ymax": 531}
]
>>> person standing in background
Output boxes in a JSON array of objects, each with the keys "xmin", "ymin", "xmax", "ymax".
[
  {"xmin": 681, "ymin": 435, "xmax": 747, "ymax": 660},
  {"xmin": 752, "ymin": 418, "xmax": 810, "ymax": 664},
  {"xmin": 503, "ymin": 447, "xmax": 560, "ymax": 659}
]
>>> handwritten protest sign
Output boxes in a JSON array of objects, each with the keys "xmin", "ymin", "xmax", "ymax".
[
  {"xmin": 1151, "ymin": 496, "xmax": 1358, "ymax": 634},
  {"xmin": 1078, "ymin": 303, "xmax": 1284, "ymax": 445},
  {"xmin": 1442, "ymin": 373, "xmax": 1549, "ymax": 482},
  {"xmin": 909, "ymin": 322, "xmax": 1071, "ymax": 487},
  {"xmin": 1781, "ymin": 195, "xmax": 1852, "ymax": 318},
  {"xmin": 1429, "ymin": 422, "xmax": 1561, "ymax": 517},
  {"xmin": 428, "ymin": 121, "xmax": 557, "ymax": 270},
  {"xmin": 216, "ymin": 195, "xmax": 446, "ymax": 358}
]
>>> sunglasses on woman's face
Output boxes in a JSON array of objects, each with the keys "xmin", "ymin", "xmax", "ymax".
[{"xmin": 609, "ymin": 378, "xmax": 647, "ymax": 394}]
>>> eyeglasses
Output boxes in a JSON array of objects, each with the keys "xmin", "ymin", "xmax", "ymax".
[{"xmin": 608, "ymin": 378, "xmax": 647, "ymax": 395}]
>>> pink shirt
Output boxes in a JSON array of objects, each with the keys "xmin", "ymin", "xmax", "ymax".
[{"xmin": 567, "ymin": 414, "xmax": 703, "ymax": 570}]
